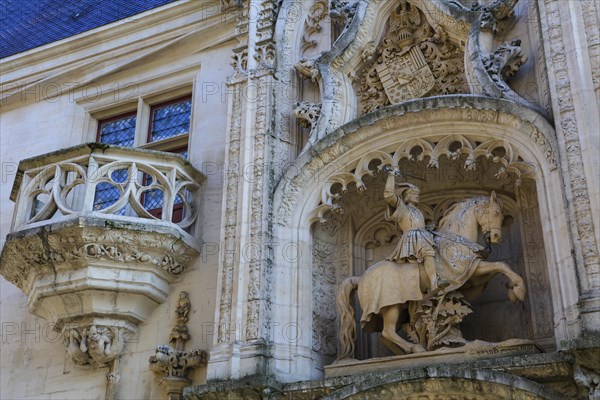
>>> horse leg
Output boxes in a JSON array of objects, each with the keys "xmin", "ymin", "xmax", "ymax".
[
  {"xmin": 380, "ymin": 305, "xmax": 426, "ymax": 354},
  {"xmin": 473, "ymin": 261, "xmax": 526, "ymax": 302}
]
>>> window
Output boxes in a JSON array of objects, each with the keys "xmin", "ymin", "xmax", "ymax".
[
  {"xmin": 94, "ymin": 94, "xmax": 192, "ymax": 222},
  {"xmin": 148, "ymin": 96, "xmax": 192, "ymax": 142}
]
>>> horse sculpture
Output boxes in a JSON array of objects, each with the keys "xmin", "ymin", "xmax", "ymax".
[{"xmin": 336, "ymin": 192, "xmax": 527, "ymax": 359}]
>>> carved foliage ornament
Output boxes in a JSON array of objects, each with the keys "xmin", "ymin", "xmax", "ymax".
[
  {"xmin": 301, "ymin": 0, "xmax": 329, "ymax": 55},
  {"xmin": 355, "ymin": 1, "xmax": 468, "ymax": 115},
  {"xmin": 0, "ymin": 226, "xmax": 194, "ymax": 292}
]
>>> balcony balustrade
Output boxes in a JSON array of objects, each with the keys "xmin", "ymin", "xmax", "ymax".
[{"xmin": 0, "ymin": 143, "xmax": 205, "ymax": 367}]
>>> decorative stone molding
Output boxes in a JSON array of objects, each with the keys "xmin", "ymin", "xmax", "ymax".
[
  {"xmin": 483, "ymin": 40, "xmax": 528, "ymax": 94},
  {"xmin": 539, "ymin": 0, "xmax": 600, "ymax": 301},
  {"xmin": 231, "ymin": 48, "xmax": 248, "ymax": 75},
  {"xmin": 254, "ymin": 42, "xmax": 276, "ymax": 68},
  {"xmin": 0, "ymin": 144, "xmax": 204, "ymax": 369},
  {"xmin": 150, "ymin": 291, "xmax": 207, "ymax": 400},
  {"xmin": 274, "ymin": 97, "xmax": 558, "ymax": 226}
]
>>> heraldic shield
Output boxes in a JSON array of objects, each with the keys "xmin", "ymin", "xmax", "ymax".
[{"xmin": 375, "ymin": 45, "xmax": 435, "ymax": 104}]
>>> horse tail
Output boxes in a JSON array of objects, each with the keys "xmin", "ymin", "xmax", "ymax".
[{"xmin": 336, "ymin": 276, "xmax": 360, "ymax": 360}]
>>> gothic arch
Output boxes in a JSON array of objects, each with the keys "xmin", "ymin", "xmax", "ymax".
[{"xmin": 269, "ymin": 97, "xmax": 579, "ymax": 381}]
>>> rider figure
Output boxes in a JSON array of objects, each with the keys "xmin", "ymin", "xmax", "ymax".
[{"xmin": 383, "ymin": 167, "xmax": 447, "ymax": 295}]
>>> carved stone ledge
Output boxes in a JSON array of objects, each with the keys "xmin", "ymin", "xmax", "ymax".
[{"xmin": 0, "ymin": 144, "xmax": 205, "ymax": 368}]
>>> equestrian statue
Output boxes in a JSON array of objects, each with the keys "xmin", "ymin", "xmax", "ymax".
[{"xmin": 336, "ymin": 166, "xmax": 527, "ymax": 359}]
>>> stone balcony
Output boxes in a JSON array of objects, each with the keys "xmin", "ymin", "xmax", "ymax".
[{"xmin": 0, "ymin": 143, "xmax": 205, "ymax": 367}]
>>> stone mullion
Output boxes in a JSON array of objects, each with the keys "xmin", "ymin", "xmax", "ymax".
[{"xmin": 539, "ymin": 0, "xmax": 600, "ymax": 299}]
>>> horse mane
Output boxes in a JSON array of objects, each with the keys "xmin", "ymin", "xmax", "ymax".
[{"xmin": 438, "ymin": 196, "xmax": 492, "ymax": 230}]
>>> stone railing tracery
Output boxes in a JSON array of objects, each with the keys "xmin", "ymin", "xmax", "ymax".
[{"xmin": 13, "ymin": 144, "xmax": 202, "ymax": 232}]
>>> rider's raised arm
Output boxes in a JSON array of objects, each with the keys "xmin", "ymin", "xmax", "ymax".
[{"xmin": 384, "ymin": 171, "xmax": 399, "ymax": 208}]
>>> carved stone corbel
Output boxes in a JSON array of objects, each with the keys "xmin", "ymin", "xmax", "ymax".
[
  {"xmin": 294, "ymin": 57, "xmax": 321, "ymax": 83},
  {"xmin": 64, "ymin": 324, "xmax": 132, "ymax": 368},
  {"xmin": 149, "ymin": 292, "xmax": 207, "ymax": 400},
  {"xmin": 293, "ymin": 101, "xmax": 322, "ymax": 132},
  {"xmin": 482, "ymin": 39, "xmax": 528, "ymax": 94}
]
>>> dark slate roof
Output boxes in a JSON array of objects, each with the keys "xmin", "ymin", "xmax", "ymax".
[{"xmin": 1, "ymin": 0, "xmax": 179, "ymax": 59}]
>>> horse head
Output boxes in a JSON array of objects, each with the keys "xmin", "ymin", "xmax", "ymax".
[{"xmin": 477, "ymin": 191, "xmax": 503, "ymax": 244}]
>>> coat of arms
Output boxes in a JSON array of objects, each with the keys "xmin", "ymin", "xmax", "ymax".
[{"xmin": 375, "ymin": 45, "xmax": 435, "ymax": 104}]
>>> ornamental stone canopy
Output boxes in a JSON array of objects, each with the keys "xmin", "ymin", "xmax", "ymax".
[{"xmin": 0, "ymin": 143, "xmax": 205, "ymax": 368}]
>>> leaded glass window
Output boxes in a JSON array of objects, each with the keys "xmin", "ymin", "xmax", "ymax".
[
  {"xmin": 98, "ymin": 113, "xmax": 136, "ymax": 147},
  {"xmin": 149, "ymin": 97, "xmax": 191, "ymax": 142}
]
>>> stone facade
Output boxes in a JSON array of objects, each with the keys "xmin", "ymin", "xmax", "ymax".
[{"xmin": 0, "ymin": 0, "xmax": 598, "ymax": 399}]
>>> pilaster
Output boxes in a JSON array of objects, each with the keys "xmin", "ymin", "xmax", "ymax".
[
  {"xmin": 208, "ymin": 0, "xmax": 281, "ymax": 381},
  {"xmin": 538, "ymin": 0, "xmax": 600, "ymax": 333}
]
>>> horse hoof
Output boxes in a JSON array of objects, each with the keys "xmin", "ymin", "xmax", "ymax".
[{"xmin": 411, "ymin": 345, "xmax": 426, "ymax": 353}]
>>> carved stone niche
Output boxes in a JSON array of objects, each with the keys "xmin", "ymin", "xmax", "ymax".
[{"xmin": 0, "ymin": 143, "xmax": 205, "ymax": 368}]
